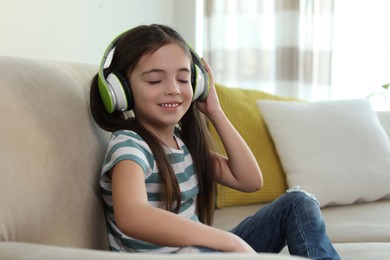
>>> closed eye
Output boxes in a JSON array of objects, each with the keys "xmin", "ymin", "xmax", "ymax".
[{"xmin": 148, "ymin": 80, "xmax": 161, "ymax": 85}]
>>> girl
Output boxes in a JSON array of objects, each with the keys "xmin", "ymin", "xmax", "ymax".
[{"xmin": 90, "ymin": 24, "xmax": 340, "ymax": 259}]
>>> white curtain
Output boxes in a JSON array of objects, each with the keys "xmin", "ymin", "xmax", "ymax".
[{"xmin": 203, "ymin": 0, "xmax": 334, "ymax": 101}]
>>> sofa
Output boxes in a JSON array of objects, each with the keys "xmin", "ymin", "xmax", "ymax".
[{"xmin": 1, "ymin": 56, "xmax": 389, "ymax": 260}]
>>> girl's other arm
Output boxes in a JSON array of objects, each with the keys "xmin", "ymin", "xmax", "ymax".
[{"xmin": 111, "ymin": 160, "xmax": 255, "ymax": 253}]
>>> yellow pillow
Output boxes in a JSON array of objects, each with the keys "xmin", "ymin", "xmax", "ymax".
[{"xmin": 209, "ymin": 84, "xmax": 295, "ymax": 208}]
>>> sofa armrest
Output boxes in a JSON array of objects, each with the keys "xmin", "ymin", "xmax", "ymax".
[{"xmin": 0, "ymin": 242, "xmax": 307, "ymax": 260}]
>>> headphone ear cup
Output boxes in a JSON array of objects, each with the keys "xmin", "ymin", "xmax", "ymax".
[
  {"xmin": 192, "ymin": 64, "xmax": 209, "ymax": 101},
  {"xmin": 97, "ymin": 32, "xmax": 134, "ymax": 113},
  {"xmin": 190, "ymin": 49, "xmax": 210, "ymax": 101},
  {"xmin": 106, "ymin": 72, "xmax": 134, "ymax": 111},
  {"xmin": 112, "ymin": 72, "xmax": 134, "ymax": 111},
  {"xmin": 98, "ymin": 72, "xmax": 116, "ymax": 114}
]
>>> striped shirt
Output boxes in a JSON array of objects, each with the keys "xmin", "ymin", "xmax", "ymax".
[{"xmin": 99, "ymin": 129, "xmax": 199, "ymax": 253}]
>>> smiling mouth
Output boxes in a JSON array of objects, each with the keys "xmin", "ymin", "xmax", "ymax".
[{"xmin": 159, "ymin": 103, "xmax": 180, "ymax": 108}]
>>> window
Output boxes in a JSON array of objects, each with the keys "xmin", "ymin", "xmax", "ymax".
[{"xmin": 331, "ymin": 0, "xmax": 390, "ymax": 110}]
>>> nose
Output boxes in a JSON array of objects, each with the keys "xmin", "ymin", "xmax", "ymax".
[{"xmin": 164, "ymin": 79, "xmax": 181, "ymax": 96}]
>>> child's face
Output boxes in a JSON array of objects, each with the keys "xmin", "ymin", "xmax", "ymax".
[{"xmin": 129, "ymin": 43, "xmax": 193, "ymax": 131}]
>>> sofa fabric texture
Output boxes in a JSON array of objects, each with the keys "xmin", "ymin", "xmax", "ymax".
[
  {"xmin": 1, "ymin": 56, "xmax": 390, "ymax": 260},
  {"xmin": 0, "ymin": 57, "xmax": 109, "ymax": 249}
]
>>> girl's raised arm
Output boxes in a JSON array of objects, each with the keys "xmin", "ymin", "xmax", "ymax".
[{"xmin": 197, "ymin": 59, "xmax": 263, "ymax": 192}]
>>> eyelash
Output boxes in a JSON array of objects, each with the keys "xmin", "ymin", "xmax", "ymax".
[{"xmin": 148, "ymin": 80, "xmax": 189, "ymax": 85}]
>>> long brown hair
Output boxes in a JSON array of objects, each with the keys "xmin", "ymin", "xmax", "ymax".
[{"xmin": 90, "ymin": 24, "xmax": 215, "ymax": 225}]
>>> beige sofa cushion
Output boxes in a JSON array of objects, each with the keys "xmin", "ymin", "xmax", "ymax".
[
  {"xmin": 213, "ymin": 199, "xmax": 390, "ymax": 243},
  {"xmin": 0, "ymin": 56, "xmax": 109, "ymax": 249},
  {"xmin": 322, "ymin": 199, "xmax": 390, "ymax": 243},
  {"xmin": 0, "ymin": 242, "xmax": 311, "ymax": 260}
]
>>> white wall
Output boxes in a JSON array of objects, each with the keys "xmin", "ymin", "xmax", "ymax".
[{"xmin": 0, "ymin": 0, "xmax": 199, "ymax": 65}]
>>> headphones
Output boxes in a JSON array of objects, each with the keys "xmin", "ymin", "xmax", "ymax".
[{"xmin": 97, "ymin": 32, "xmax": 210, "ymax": 114}]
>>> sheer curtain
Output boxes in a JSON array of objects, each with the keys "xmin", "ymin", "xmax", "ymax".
[{"xmin": 203, "ymin": 0, "xmax": 334, "ymax": 101}]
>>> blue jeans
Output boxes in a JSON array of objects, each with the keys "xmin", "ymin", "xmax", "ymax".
[{"xmin": 194, "ymin": 189, "xmax": 340, "ymax": 260}]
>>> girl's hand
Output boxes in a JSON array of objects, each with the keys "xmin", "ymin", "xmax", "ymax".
[{"xmin": 196, "ymin": 58, "xmax": 222, "ymax": 118}]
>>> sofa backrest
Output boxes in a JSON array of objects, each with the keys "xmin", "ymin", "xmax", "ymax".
[{"xmin": 0, "ymin": 56, "xmax": 110, "ymax": 250}]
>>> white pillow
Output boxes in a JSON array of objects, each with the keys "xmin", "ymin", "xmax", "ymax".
[{"xmin": 257, "ymin": 99, "xmax": 390, "ymax": 207}]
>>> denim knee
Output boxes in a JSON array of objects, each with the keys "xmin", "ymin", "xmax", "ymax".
[{"xmin": 285, "ymin": 186, "xmax": 321, "ymax": 210}]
